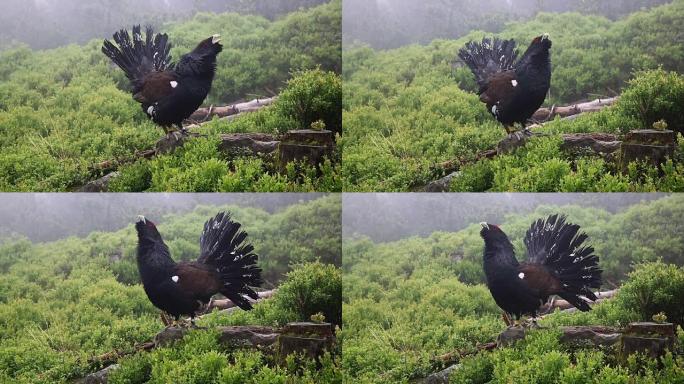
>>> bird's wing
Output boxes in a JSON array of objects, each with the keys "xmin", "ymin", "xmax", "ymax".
[
  {"xmin": 133, "ymin": 71, "xmax": 178, "ymax": 104},
  {"xmin": 458, "ymin": 37, "xmax": 518, "ymax": 90},
  {"xmin": 102, "ymin": 25, "xmax": 173, "ymax": 94},
  {"xmin": 523, "ymin": 214, "xmax": 584, "ymax": 265},
  {"xmin": 172, "ymin": 262, "xmax": 222, "ymax": 298},
  {"xmin": 479, "ymin": 70, "xmax": 518, "ymax": 108},
  {"xmin": 198, "ymin": 212, "xmax": 249, "ymax": 265},
  {"xmin": 517, "ymin": 263, "xmax": 562, "ymax": 298}
]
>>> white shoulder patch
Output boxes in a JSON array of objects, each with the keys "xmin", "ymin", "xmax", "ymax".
[
  {"xmin": 170, "ymin": 81, "xmax": 178, "ymax": 88},
  {"xmin": 171, "ymin": 275, "xmax": 179, "ymax": 283},
  {"xmin": 518, "ymin": 272, "xmax": 525, "ymax": 279},
  {"xmin": 491, "ymin": 105, "xmax": 498, "ymax": 115},
  {"xmin": 146, "ymin": 106, "xmax": 154, "ymax": 116},
  {"xmin": 511, "ymin": 79, "xmax": 518, "ymax": 87}
]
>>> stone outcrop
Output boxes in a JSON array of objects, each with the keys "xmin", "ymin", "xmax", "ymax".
[
  {"xmin": 78, "ymin": 172, "xmax": 119, "ymax": 192},
  {"xmin": 277, "ymin": 322, "xmax": 336, "ymax": 365},
  {"xmin": 218, "ymin": 133, "xmax": 279, "ymax": 157},
  {"xmin": 278, "ymin": 129, "xmax": 336, "ymax": 171},
  {"xmin": 620, "ymin": 129, "xmax": 676, "ymax": 171},
  {"xmin": 620, "ymin": 322, "xmax": 676, "ymax": 362},
  {"xmin": 79, "ymin": 322, "xmax": 335, "ymax": 383}
]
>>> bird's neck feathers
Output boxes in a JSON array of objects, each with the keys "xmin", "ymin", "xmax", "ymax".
[
  {"xmin": 515, "ymin": 44, "xmax": 551, "ymax": 74},
  {"xmin": 483, "ymin": 236, "xmax": 515, "ymax": 262},
  {"xmin": 136, "ymin": 224, "xmax": 175, "ymax": 269}
]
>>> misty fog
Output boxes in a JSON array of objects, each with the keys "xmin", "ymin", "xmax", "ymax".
[
  {"xmin": 343, "ymin": 193, "xmax": 667, "ymax": 242},
  {"xmin": 343, "ymin": 0, "xmax": 670, "ymax": 49},
  {"xmin": 0, "ymin": 193, "xmax": 325, "ymax": 242},
  {"xmin": 0, "ymin": 0, "xmax": 328, "ymax": 49}
]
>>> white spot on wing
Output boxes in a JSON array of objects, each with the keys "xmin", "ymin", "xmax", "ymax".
[
  {"xmin": 518, "ymin": 272, "xmax": 525, "ymax": 279},
  {"xmin": 171, "ymin": 275, "xmax": 179, "ymax": 283},
  {"xmin": 511, "ymin": 79, "xmax": 518, "ymax": 87},
  {"xmin": 170, "ymin": 81, "xmax": 178, "ymax": 88},
  {"xmin": 491, "ymin": 105, "xmax": 497, "ymax": 115},
  {"xmin": 147, "ymin": 106, "xmax": 154, "ymax": 116}
]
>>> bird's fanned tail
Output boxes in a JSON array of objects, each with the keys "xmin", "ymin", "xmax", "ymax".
[
  {"xmin": 457, "ymin": 36, "xmax": 518, "ymax": 91},
  {"xmin": 524, "ymin": 214, "xmax": 602, "ymax": 311},
  {"xmin": 198, "ymin": 212, "xmax": 262, "ymax": 310},
  {"xmin": 102, "ymin": 25, "xmax": 173, "ymax": 92}
]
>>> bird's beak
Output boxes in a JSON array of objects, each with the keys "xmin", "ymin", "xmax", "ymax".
[
  {"xmin": 479, "ymin": 222, "xmax": 489, "ymax": 230},
  {"xmin": 541, "ymin": 33, "xmax": 549, "ymax": 41},
  {"xmin": 211, "ymin": 34, "xmax": 221, "ymax": 44},
  {"xmin": 136, "ymin": 215, "xmax": 146, "ymax": 224}
]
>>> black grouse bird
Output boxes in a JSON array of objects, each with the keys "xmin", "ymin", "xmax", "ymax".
[
  {"xmin": 458, "ymin": 34, "xmax": 552, "ymax": 134},
  {"xmin": 479, "ymin": 214, "xmax": 602, "ymax": 325},
  {"xmin": 102, "ymin": 25, "xmax": 222, "ymax": 135},
  {"xmin": 135, "ymin": 212, "xmax": 262, "ymax": 324}
]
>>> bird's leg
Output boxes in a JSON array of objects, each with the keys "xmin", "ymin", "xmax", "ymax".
[
  {"xmin": 177, "ymin": 123, "xmax": 188, "ymax": 136},
  {"xmin": 160, "ymin": 312, "xmax": 174, "ymax": 327},
  {"xmin": 502, "ymin": 312, "xmax": 513, "ymax": 327}
]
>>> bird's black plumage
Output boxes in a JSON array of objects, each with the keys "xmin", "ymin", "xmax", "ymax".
[
  {"xmin": 458, "ymin": 35, "xmax": 552, "ymax": 133},
  {"xmin": 479, "ymin": 214, "xmax": 602, "ymax": 320},
  {"xmin": 102, "ymin": 25, "xmax": 222, "ymax": 133},
  {"xmin": 135, "ymin": 213, "xmax": 262, "ymax": 321}
]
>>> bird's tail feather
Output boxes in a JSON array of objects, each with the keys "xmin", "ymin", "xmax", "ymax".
[
  {"xmin": 102, "ymin": 25, "xmax": 172, "ymax": 91},
  {"xmin": 457, "ymin": 36, "xmax": 518, "ymax": 91},
  {"xmin": 198, "ymin": 212, "xmax": 262, "ymax": 310},
  {"xmin": 525, "ymin": 214, "xmax": 602, "ymax": 311}
]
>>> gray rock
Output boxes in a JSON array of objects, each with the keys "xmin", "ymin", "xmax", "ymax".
[
  {"xmin": 497, "ymin": 325, "xmax": 527, "ymax": 347},
  {"xmin": 421, "ymin": 364, "xmax": 461, "ymax": 384},
  {"xmin": 219, "ymin": 133, "xmax": 279, "ymax": 157},
  {"xmin": 424, "ymin": 171, "xmax": 461, "ymax": 192},
  {"xmin": 278, "ymin": 130, "xmax": 335, "ymax": 171},
  {"xmin": 217, "ymin": 325, "xmax": 279, "ymax": 348},
  {"xmin": 496, "ymin": 130, "xmax": 534, "ymax": 155},
  {"xmin": 560, "ymin": 326, "xmax": 621, "ymax": 348},
  {"xmin": 620, "ymin": 322, "xmax": 676, "ymax": 361},
  {"xmin": 560, "ymin": 133, "xmax": 621, "ymax": 155},
  {"xmin": 153, "ymin": 326, "xmax": 188, "ymax": 347},
  {"xmin": 277, "ymin": 322, "xmax": 335, "ymax": 365},
  {"xmin": 78, "ymin": 172, "xmax": 120, "ymax": 192},
  {"xmin": 620, "ymin": 129, "xmax": 676, "ymax": 171},
  {"xmin": 78, "ymin": 364, "xmax": 119, "ymax": 384}
]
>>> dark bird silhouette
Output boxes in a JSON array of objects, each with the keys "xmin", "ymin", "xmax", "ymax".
[
  {"xmin": 479, "ymin": 214, "xmax": 601, "ymax": 325},
  {"xmin": 102, "ymin": 25, "xmax": 222, "ymax": 135},
  {"xmin": 458, "ymin": 34, "xmax": 552, "ymax": 134},
  {"xmin": 135, "ymin": 212, "xmax": 261, "ymax": 324}
]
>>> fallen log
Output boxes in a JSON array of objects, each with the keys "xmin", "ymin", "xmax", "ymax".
[
  {"xmin": 532, "ymin": 97, "xmax": 619, "ymax": 122},
  {"xmin": 187, "ymin": 97, "xmax": 277, "ymax": 122},
  {"xmin": 539, "ymin": 289, "xmax": 618, "ymax": 314},
  {"xmin": 202, "ymin": 289, "xmax": 277, "ymax": 314}
]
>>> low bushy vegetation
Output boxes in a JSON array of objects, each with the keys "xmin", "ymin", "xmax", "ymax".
[
  {"xmin": 343, "ymin": 1, "xmax": 684, "ymax": 192},
  {"xmin": 0, "ymin": 196, "xmax": 342, "ymax": 383},
  {"xmin": 343, "ymin": 195, "xmax": 684, "ymax": 383},
  {"xmin": 0, "ymin": 1, "xmax": 342, "ymax": 192}
]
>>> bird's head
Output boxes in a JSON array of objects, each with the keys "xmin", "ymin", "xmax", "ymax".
[
  {"xmin": 135, "ymin": 215, "xmax": 162, "ymax": 243},
  {"xmin": 480, "ymin": 222, "xmax": 515, "ymax": 258},
  {"xmin": 530, "ymin": 33, "xmax": 552, "ymax": 50},
  {"xmin": 515, "ymin": 33, "xmax": 552, "ymax": 71},
  {"xmin": 479, "ymin": 222, "xmax": 507, "ymax": 241},
  {"xmin": 193, "ymin": 33, "xmax": 223, "ymax": 55}
]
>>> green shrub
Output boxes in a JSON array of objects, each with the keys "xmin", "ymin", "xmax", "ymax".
[
  {"xmin": 616, "ymin": 262, "xmax": 684, "ymax": 328},
  {"xmin": 616, "ymin": 68, "xmax": 684, "ymax": 135},
  {"xmin": 276, "ymin": 68, "xmax": 342, "ymax": 134},
  {"xmin": 274, "ymin": 262, "xmax": 342, "ymax": 326}
]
